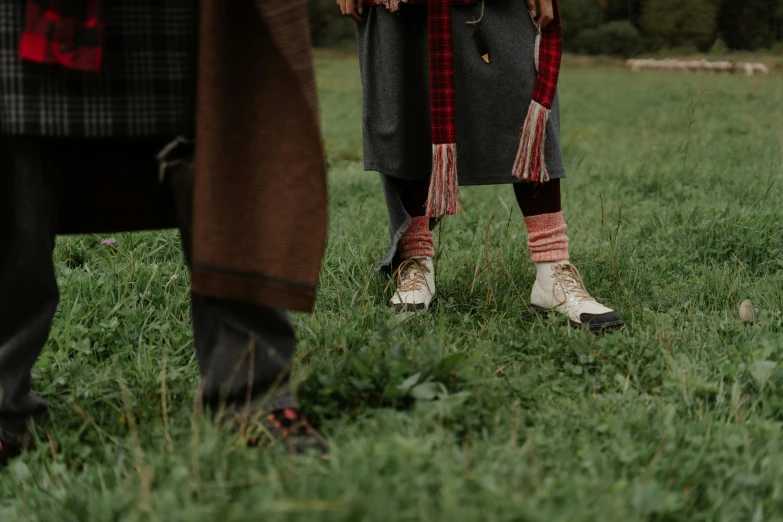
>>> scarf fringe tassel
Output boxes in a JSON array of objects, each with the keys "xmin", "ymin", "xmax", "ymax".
[
  {"xmin": 426, "ymin": 143, "xmax": 461, "ymax": 218},
  {"xmin": 512, "ymin": 100, "xmax": 551, "ymax": 183},
  {"xmin": 379, "ymin": 0, "xmax": 402, "ymax": 11}
]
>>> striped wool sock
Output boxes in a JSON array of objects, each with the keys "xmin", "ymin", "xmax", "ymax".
[
  {"xmin": 524, "ymin": 211, "xmax": 570, "ymax": 263},
  {"xmin": 399, "ymin": 216, "xmax": 434, "ymax": 259}
]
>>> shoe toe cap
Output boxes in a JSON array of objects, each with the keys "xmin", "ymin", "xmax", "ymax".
[{"xmin": 579, "ymin": 311, "xmax": 624, "ymax": 330}]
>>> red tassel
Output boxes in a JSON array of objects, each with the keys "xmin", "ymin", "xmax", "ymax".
[
  {"xmin": 426, "ymin": 143, "xmax": 461, "ymax": 218},
  {"xmin": 512, "ymin": 100, "xmax": 551, "ymax": 183}
]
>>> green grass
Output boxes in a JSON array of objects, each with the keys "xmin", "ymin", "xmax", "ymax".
[{"xmin": 2, "ymin": 56, "xmax": 783, "ymax": 521}]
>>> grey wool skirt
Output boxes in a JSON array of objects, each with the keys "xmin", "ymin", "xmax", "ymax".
[{"xmin": 357, "ymin": 0, "xmax": 567, "ymax": 269}]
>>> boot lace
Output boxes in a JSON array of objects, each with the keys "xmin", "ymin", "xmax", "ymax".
[
  {"xmin": 552, "ymin": 263, "xmax": 592, "ymax": 305},
  {"xmin": 387, "ymin": 258, "xmax": 432, "ymax": 295}
]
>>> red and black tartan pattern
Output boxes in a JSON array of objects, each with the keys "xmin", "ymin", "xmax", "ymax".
[
  {"xmin": 368, "ymin": 0, "xmax": 473, "ymax": 147},
  {"xmin": 19, "ymin": 0, "xmax": 104, "ymax": 72},
  {"xmin": 0, "ymin": 0, "xmax": 197, "ymax": 137},
  {"xmin": 427, "ymin": 0, "xmax": 456, "ymax": 145},
  {"xmin": 531, "ymin": 0, "xmax": 562, "ymax": 110}
]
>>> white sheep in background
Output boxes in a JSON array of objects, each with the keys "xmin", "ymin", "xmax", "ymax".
[
  {"xmin": 753, "ymin": 63, "xmax": 770, "ymax": 75},
  {"xmin": 714, "ymin": 61, "xmax": 733, "ymax": 73},
  {"xmin": 627, "ymin": 59, "xmax": 643, "ymax": 71},
  {"xmin": 626, "ymin": 58, "xmax": 771, "ymax": 76}
]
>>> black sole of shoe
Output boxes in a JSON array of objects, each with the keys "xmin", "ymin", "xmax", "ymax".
[
  {"xmin": 388, "ymin": 296, "xmax": 438, "ymax": 314},
  {"xmin": 530, "ymin": 304, "xmax": 625, "ymax": 335}
]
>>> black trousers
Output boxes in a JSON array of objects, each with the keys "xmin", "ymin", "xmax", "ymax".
[{"xmin": 0, "ymin": 137, "xmax": 297, "ymax": 443}]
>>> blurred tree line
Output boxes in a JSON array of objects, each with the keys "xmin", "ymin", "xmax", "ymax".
[{"xmin": 309, "ymin": 0, "xmax": 783, "ymax": 56}]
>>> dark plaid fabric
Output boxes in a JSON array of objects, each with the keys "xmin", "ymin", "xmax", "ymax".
[
  {"xmin": 19, "ymin": 0, "xmax": 104, "ymax": 72},
  {"xmin": 531, "ymin": 1, "xmax": 562, "ymax": 110},
  {"xmin": 427, "ymin": 0, "xmax": 456, "ymax": 145},
  {"xmin": 0, "ymin": 0, "xmax": 197, "ymax": 137}
]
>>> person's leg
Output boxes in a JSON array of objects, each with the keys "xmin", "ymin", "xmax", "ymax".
[
  {"xmin": 513, "ymin": 179, "xmax": 562, "ymax": 218},
  {"xmin": 514, "ymin": 180, "xmax": 570, "ymax": 263},
  {"xmin": 388, "ymin": 179, "xmax": 436, "ymax": 312},
  {"xmin": 397, "ymin": 179, "xmax": 435, "ymax": 261},
  {"xmin": 400, "ymin": 179, "xmax": 430, "ymax": 218},
  {"xmin": 163, "ymin": 148, "xmax": 326, "ymax": 453},
  {"xmin": 0, "ymin": 138, "xmax": 65, "ymax": 462},
  {"xmin": 514, "ymin": 181, "xmax": 623, "ymax": 333}
]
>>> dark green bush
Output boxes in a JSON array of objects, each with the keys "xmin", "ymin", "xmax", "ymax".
[
  {"xmin": 574, "ymin": 21, "xmax": 644, "ymax": 57},
  {"xmin": 718, "ymin": 0, "xmax": 783, "ymax": 50},
  {"xmin": 560, "ymin": 0, "xmax": 605, "ymax": 52},
  {"xmin": 640, "ymin": 0, "xmax": 718, "ymax": 51},
  {"xmin": 306, "ymin": 0, "xmax": 782, "ymax": 53},
  {"xmin": 309, "ymin": 0, "xmax": 356, "ymax": 47}
]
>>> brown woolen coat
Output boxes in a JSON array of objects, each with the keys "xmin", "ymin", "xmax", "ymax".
[{"xmin": 58, "ymin": 0, "xmax": 328, "ymax": 313}]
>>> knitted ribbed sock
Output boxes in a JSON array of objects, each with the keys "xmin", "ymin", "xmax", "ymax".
[
  {"xmin": 524, "ymin": 211, "xmax": 570, "ymax": 263},
  {"xmin": 399, "ymin": 216, "xmax": 434, "ymax": 259}
]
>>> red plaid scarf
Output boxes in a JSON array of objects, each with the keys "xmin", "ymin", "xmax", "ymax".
[
  {"xmin": 366, "ymin": 0, "xmax": 562, "ymax": 218},
  {"xmin": 18, "ymin": 0, "xmax": 105, "ymax": 72}
]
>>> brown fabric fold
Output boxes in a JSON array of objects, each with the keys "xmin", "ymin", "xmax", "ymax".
[{"xmin": 191, "ymin": 0, "xmax": 328, "ymax": 312}]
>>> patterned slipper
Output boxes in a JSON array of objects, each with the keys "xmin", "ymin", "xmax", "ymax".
[{"xmin": 247, "ymin": 408, "xmax": 329, "ymax": 455}]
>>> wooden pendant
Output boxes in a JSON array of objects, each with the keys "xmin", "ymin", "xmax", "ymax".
[{"xmin": 472, "ymin": 25, "xmax": 490, "ymax": 64}]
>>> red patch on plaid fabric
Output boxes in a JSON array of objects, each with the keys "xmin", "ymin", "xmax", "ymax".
[
  {"xmin": 530, "ymin": 2, "xmax": 563, "ymax": 110},
  {"xmin": 18, "ymin": 0, "xmax": 105, "ymax": 72}
]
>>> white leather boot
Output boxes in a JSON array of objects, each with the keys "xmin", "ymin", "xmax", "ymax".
[
  {"xmin": 388, "ymin": 257, "xmax": 436, "ymax": 312},
  {"xmin": 530, "ymin": 262, "xmax": 623, "ymax": 333}
]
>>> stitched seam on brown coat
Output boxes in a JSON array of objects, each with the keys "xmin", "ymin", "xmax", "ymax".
[{"xmin": 192, "ymin": 262, "xmax": 316, "ymax": 292}]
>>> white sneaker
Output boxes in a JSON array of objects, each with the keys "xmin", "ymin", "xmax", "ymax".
[
  {"xmin": 388, "ymin": 257, "xmax": 436, "ymax": 312},
  {"xmin": 530, "ymin": 262, "xmax": 624, "ymax": 333}
]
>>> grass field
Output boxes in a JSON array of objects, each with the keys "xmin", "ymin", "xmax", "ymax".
[{"xmin": 2, "ymin": 54, "xmax": 783, "ymax": 521}]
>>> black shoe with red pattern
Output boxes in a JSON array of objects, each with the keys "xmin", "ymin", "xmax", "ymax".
[{"xmin": 250, "ymin": 408, "xmax": 328, "ymax": 455}]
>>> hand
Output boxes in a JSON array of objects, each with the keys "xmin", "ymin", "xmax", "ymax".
[
  {"xmin": 337, "ymin": 0, "xmax": 364, "ymax": 22},
  {"xmin": 526, "ymin": 0, "xmax": 554, "ymax": 29}
]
